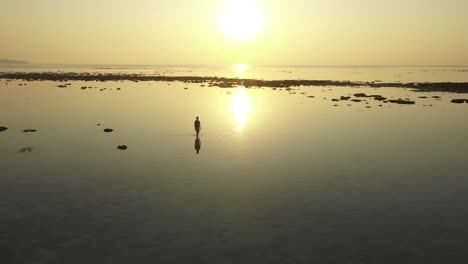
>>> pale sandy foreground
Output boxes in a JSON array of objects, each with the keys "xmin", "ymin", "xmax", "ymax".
[{"xmin": 1, "ymin": 77, "xmax": 468, "ymax": 263}]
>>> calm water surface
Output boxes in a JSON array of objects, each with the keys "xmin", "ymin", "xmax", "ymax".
[{"xmin": 1, "ymin": 69, "xmax": 468, "ymax": 263}]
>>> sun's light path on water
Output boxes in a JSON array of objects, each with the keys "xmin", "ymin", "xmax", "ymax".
[
  {"xmin": 233, "ymin": 64, "xmax": 249, "ymax": 77},
  {"xmin": 231, "ymin": 86, "xmax": 252, "ymax": 132},
  {"xmin": 219, "ymin": 0, "xmax": 264, "ymax": 41}
]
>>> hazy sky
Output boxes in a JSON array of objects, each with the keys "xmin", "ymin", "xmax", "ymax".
[{"xmin": 1, "ymin": 0, "xmax": 467, "ymax": 65}]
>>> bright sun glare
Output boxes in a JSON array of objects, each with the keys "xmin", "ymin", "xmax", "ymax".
[{"xmin": 219, "ymin": 0, "xmax": 264, "ymax": 41}]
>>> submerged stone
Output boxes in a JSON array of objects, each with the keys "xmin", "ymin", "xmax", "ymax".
[
  {"xmin": 104, "ymin": 128, "xmax": 114, "ymax": 133},
  {"xmin": 22, "ymin": 129, "xmax": 37, "ymax": 133},
  {"xmin": 18, "ymin": 147, "xmax": 33, "ymax": 153},
  {"xmin": 0, "ymin": 126, "xmax": 8, "ymax": 132},
  {"xmin": 117, "ymin": 145, "xmax": 128, "ymax": 150}
]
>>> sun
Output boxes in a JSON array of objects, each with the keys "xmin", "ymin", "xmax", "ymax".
[{"xmin": 219, "ymin": 0, "xmax": 264, "ymax": 42}]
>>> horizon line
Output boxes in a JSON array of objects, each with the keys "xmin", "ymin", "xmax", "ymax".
[{"xmin": 1, "ymin": 62, "xmax": 468, "ymax": 68}]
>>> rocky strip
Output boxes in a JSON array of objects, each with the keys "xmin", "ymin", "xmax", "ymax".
[{"xmin": 1, "ymin": 72, "xmax": 468, "ymax": 93}]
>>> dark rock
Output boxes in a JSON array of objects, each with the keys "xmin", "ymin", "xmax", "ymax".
[
  {"xmin": 367, "ymin": 95, "xmax": 386, "ymax": 100},
  {"xmin": 331, "ymin": 99, "xmax": 339, "ymax": 102},
  {"xmin": 451, "ymin": 99, "xmax": 467, "ymax": 104},
  {"xmin": 22, "ymin": 129, "xmax": 37, "ymax": 133},
  {"xmin": 354, "ymin": 93, "xmax": 368, "ymax": 98},
  {"xmin": 117, "ymin": 145, "xmax": 128, "ymax": 150},
  {"xmin": 432, "ymin": 96, "xmax": 441, "ymax": 99},
  {"xmin": 340, "ymin": 96, "xmax": 351, "ymax": 100},
  {"xmin": 307, "ymin": 96, "xmax": 315, "ymax": 98},
  {"xmin": 58, "ymin": 85, "xmax": 67, "ymax": 88},
  {"xmin": 388, "ymin": 99, "xmax": 415, "ymax": 105},
  {"xmin": 351, "ymin": 99, "xmax": 362, "ymax": 102},
  {"xmin": 0, "ymin": 126, "xmax": 8, "ymax": 132},
  {"xmin": 418, "ymin": 96, "xmax": 428, "ymax": 99},
  {"xmin": 81, "ymin": 86, "xmax": 87, "ymax": 90},
  {"xmin": 18, "ymin": 147, "xmax": 33, "ymax": 153},
  {"xmin": 104, "ymin": 128, "xmax": 113, "ymax": 133},
  {"xmin": 373, "ymin": 97, "xmax": 387, "ymax": 101}
]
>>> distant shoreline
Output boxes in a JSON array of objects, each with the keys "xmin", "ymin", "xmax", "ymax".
[
  {"xmin": 0, "ymin": 59, "xmax": 29, "ymax": 64},
  {"xmin": 1, "ymin": 71, "xmax": 468, "ymax": 93}
]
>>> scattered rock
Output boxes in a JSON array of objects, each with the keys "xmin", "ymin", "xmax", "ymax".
[
  {"xmin": 388, "ymin": 99, "xmax": 415, "ymax": 105},
  {"xmin": 57, "ymin": 85, "xmax": 67, "ymax": 88},
  {"xmin": 354, "ymin": 93, "xmax": 368, "ymax": 98},
  {"xmin": 451, "ymin": 99, "xmax": 468, "ymax": 104},
  {"xmin": 104, "ymin": 128, "xmax": 114, "ymax": 133},
  {"xmin": 0, "ymin": 126, "xmax": 8, "ymax": 132},
  {"xmin": 307, "ymin": 96, "xmax": 315, "ymax": 98},
  {"xmin": 184, "ymin": 87, "xmax": 188, "ymax": 90},
  {"xmin": 117, "ymin": 145, "xmax": 128, "ymax": 150},
  {"xmin": 432, "ymin": 96, "xmax": 441, "ymax": 99},
  {"xmin": 18, "ymin": 147, "xmax": 33, "ymax": 153},
  {"xmin": 22, "ymin": 129, "xmax": 37, "ymax": 133},
  {"xmin": 331, "ymin": 99, "xmax": 339, "ymax": 102},
  {"xmin": 340, "ymin": 96, "xmax": 351, "ymax": 100},
  {"xmin": 97, "ymin": 124, "xmax": 101, "ymax": 126},
  {"xmin": 351, "ymin": 99, "xmax": 362, "ymax": 102},
  {"xmin": 418, "ymin": 96, "xmax": 429, "ymax": 99},
  {"xmin": 370, "ymin": 95, "xmax": 387, "ymax": 101},
  {"xmin": 81, "ymin": 86, "xmax": 87, "ymax": 90}
]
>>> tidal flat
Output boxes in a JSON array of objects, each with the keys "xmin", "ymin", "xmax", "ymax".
[{"xmin": 1, "ymin": 72, "xmax": 468, "ymax": 263}]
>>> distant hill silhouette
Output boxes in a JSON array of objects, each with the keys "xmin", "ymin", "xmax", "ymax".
[{"xmin": 0, "ymin": 58, "xmax": 29, "ymax": 64}]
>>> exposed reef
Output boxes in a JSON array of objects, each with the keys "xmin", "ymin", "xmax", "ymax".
[{"xmin": 1, "ymin": 72, "xmax": 468, "ymax": 93}]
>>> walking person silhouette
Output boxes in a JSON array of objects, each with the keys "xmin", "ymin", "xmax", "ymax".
[{"xmin": 194, "ymin": 116, "xmax": 201, "ymax": 137}]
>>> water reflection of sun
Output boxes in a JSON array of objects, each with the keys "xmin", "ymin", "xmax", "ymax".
[{"xmin": 231, "ymin": 86, "xmax": 251, "ymax": 132}]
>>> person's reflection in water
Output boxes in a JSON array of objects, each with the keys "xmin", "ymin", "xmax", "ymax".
[{"xmin": 194, "ymin": 137, "xmax": 201, "ymax": 154}]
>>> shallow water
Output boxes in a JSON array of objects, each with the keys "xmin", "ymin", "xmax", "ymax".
[{"xmin": 1, "ymin": 78, "xmax": 468, "ymax": 263}]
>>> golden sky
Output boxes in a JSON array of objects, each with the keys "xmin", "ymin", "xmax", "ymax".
[{"xmin": 0, "ymin": 0, "xmax": 467, "ymax": 65}]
